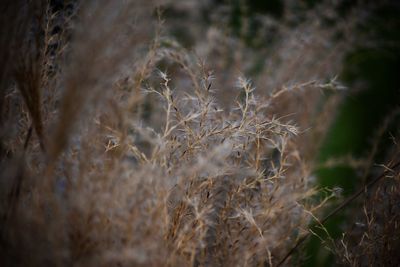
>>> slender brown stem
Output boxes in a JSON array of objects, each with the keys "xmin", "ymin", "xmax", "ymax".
[{"xmin": 23, "ymin": 126, "xmax": 33, "ymax": 150}]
